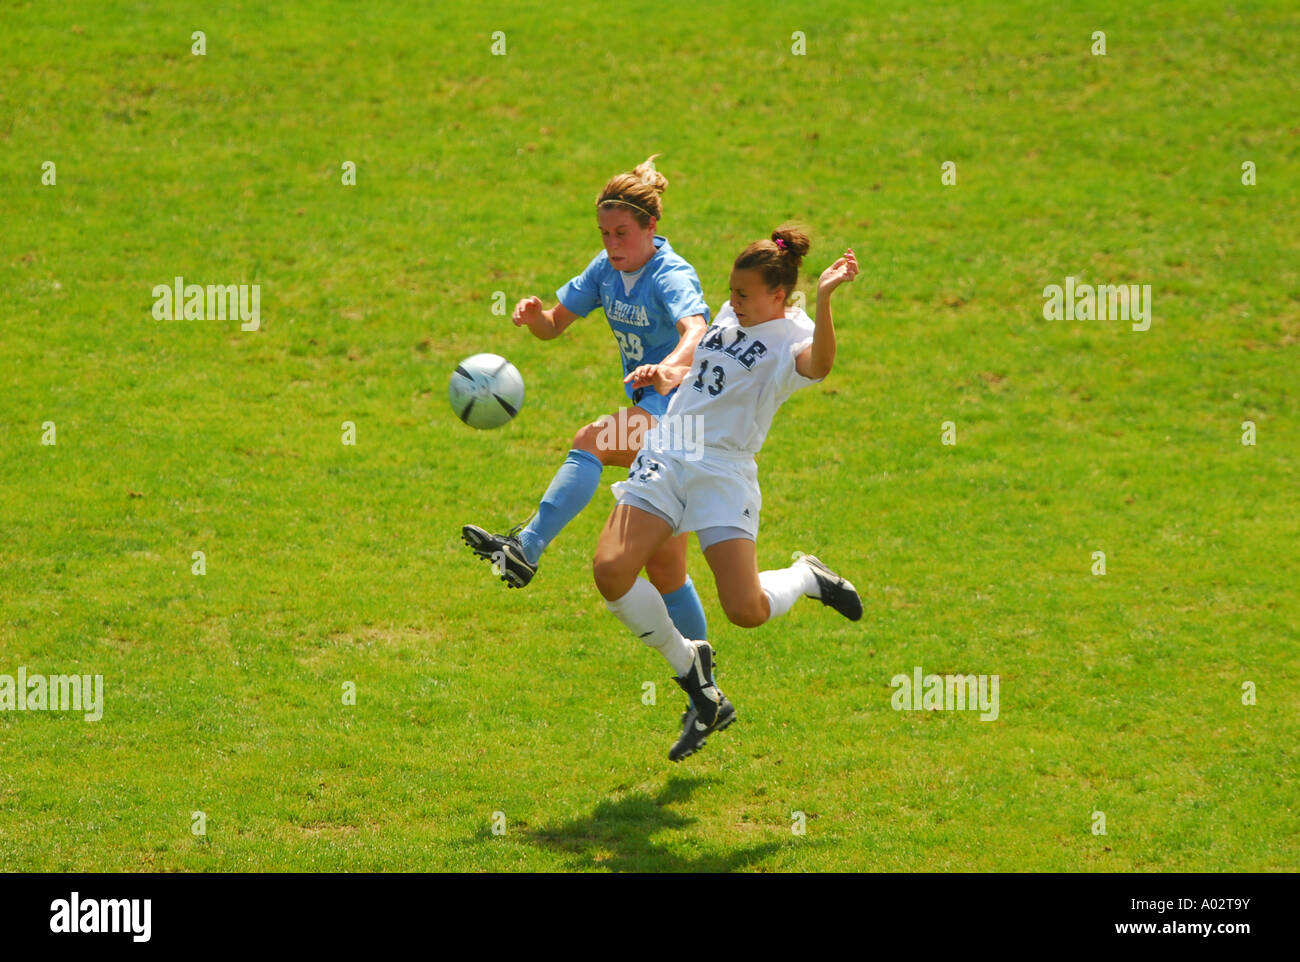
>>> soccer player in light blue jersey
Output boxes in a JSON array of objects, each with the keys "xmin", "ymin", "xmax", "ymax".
[{"xmin": 462, "ymin": 156, "xmax": 712, "ymax": 652}]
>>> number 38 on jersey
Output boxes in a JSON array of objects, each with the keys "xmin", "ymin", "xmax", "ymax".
[{"xmin": 613, "ymin": 330, "xmax": 644, "ymax": 362}]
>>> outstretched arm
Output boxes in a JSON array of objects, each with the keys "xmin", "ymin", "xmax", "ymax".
[
  {"xmin": 512, "ymin": 296, "xmax": 579, "ymax": 340},
  {"xmin": 624, "ymin": 313, "xmax": 707, "ymax": 395},
  {"xmin": 796, "ymin": 248, "xmax": 858, "ymax": 380}
]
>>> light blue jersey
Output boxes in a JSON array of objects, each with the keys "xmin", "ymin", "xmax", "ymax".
[{"xmin": 556, "ymin": 236, "xmax": 710, "ymax": 410}]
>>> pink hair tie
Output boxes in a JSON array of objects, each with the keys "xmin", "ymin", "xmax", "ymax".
[{"xmin": 774, "ymin": 237, "xmax": 786, "ymax": 250}]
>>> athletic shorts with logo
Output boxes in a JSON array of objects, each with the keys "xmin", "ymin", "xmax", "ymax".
[{"xmin": 611, "ymin": 449, "xmax": 761, "ymax": 540}]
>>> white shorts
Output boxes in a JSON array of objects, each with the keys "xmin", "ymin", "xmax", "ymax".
[{"xmin": 610, "ymin": 449, "xmax": 761, "ymax": 540}]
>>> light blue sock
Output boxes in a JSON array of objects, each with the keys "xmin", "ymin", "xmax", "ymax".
[
  {"xmin": 661, "ymin": 576, "xmax": 709, "ymax": 711},
  {"xmin": 518, "ymin": 449, "xmax": 604, "ymax": 565},
  {"xmin": 661, "ymin": 576, "xmax": 708, "ymax": 641}
]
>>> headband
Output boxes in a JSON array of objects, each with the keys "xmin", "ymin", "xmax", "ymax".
[{"xmin": 597, "ymin": 197, "xmax": 655, "ymax": 219}]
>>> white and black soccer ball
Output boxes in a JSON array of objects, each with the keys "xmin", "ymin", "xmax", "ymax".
[{"xmin": 448, "ymin": 353, "xmax": 525, "ymax": 429}]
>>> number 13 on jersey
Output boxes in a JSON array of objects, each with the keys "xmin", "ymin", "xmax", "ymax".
[{"xmin": 692, "ymin": 360, "xmax": 725, "ymax": 396}]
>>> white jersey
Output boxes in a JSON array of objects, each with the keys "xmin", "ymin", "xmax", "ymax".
[{"xmin": 644, "ymin": 300, "xmax": 823, "ymax": 461}]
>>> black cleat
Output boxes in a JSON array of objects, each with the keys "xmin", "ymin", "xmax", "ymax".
[
  {"xmin": 794, "ymin": 552, "xmax": 863, "ymax": 621},
  {"xmin": 681, "ymin": 642, "xmax": 722, "ymax": 716},
  {"xmin": 462, "ymin": 523, "xmax": 538, "ymax": 588},
  {"xmin": 669, "ymin": 641, "xmax": 736, "ymax": 761},
  {"xmin": 669, "ymin": 700, "xmax": 737, "ymax": 762}
]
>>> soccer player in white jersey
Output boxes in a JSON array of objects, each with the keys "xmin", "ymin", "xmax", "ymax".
[
  {"xmin": 462, "ymin": 156, "xmax": 714, "ymax": 661},
  {"xmin": 592, "ymin": 226, "xmax": 862, "ymax": 760}
]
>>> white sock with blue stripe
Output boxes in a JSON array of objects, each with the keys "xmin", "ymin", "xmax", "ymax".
[{"xmin": 606, "ymin": 577, "xmax": 694, "ymax": 676}]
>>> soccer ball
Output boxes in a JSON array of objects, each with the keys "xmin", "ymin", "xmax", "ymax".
[{"xmin": 449, "ymin": 353, "xmax": 525, "ymax": 429}]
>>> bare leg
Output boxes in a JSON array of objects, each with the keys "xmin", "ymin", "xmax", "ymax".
[
  {"xmin": 578, "ymin": 405, "xmax": 689, "ymax": 594},
  {"xmin": 702, "ymin": 538, "xmax": 770, "ymax": 628},
  {"xmin": 592, "ymin": 503, "xmax": 674, "ymax": 602}
]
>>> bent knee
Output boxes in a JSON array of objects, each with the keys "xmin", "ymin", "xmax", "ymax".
[
  {"xmin": 573, "ymin": 418, "xmax": 614, "ymax": 462},
  {"xmin": 593, "ymin": 554, "xmax": 636, "ymax": 600},
  {"xmin": 721, "ymin": 596, "xmax": 768, "ymax": 629}
]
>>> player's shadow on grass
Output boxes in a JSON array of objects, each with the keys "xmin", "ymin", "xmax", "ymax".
[{"xmin": 526, "ymin": 775, "xmax": 782, "ymax": 872}]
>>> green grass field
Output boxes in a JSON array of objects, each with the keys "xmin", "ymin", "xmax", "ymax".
[{"xmin": 1, "ymin": 0, "xmax": 1296, "ymax": 872}]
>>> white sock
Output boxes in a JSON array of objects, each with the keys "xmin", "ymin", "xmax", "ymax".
[
  {"xmin": 606, "ymin": 577, "xmax": 695, "ymax": 676},
  {"xmin": 759, "ymin": 563, "xmax": 819, "ymax": 619}
]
